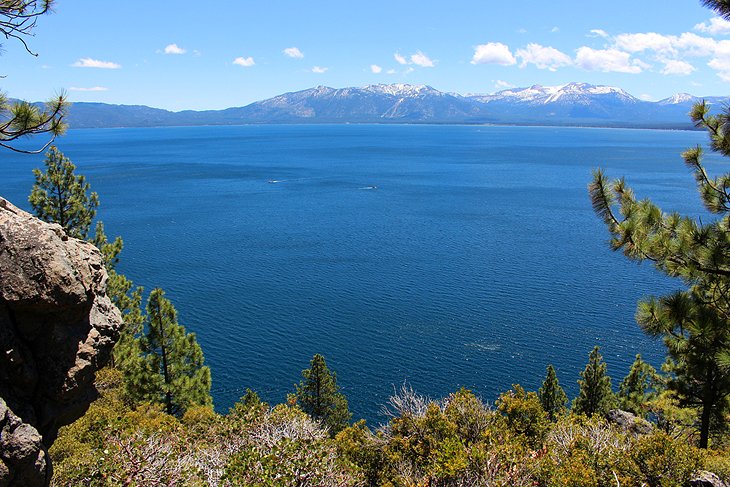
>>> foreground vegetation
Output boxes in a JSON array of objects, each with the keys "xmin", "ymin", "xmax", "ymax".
[{"xmin": 50, "ymin": 365, "xmax": 730, "ymax": 486}]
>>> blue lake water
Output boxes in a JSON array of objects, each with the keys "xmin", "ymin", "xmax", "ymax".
[{"xmin": 1, "ymin": 124, "xmax": 719, "ymax": 425}]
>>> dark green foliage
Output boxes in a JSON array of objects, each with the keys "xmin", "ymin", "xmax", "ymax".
[
  {"xmin": 52, "ymin": 376, "xmax": 725, "ymax": 487},
  {"xmin": 0, "ymin": 94, "xmax": 67, "ymax": 153},
  {"xmin": 629, "ymin": 431, "xmax": 705, "ymax": 486},
  {"xmin": 128, "ymin": 288, "xmax": 212, "ymax": 416},
  {"xmin": 539, "ymin": 364, "xmax": 568, "ymax": 421},
  {"xmin": 106, "ymin": 269, "xmax": 145, "ymax": 377},
  {"xmin": 496, "ymin": 384, "xmax": 549, "ymax": 447},
  {"xmin": 335, "ymin": 420, "xmax": 386, "ymax": 486},
  {"xmin": 295, "ymin": 354, "xmax": 352, "ymax": 435},
  {"xmin": 239, "ymin": 388, "xmax": 263, "ymax": 410},
  {"xmin": 87, "ymin": 213, "xmax": 147, "ymax": 386},
  {"xmin": 702, "ymin": 0, "xmax": 730, "ymax": 19},
  {"xmin": 618, "ymin": 354, "xmax": 661, "ymax": 416},
  {"xmin": 1, "ymin": 1, "xmax": 67, "ymax": 153},
  {"xmin": 90, "ymin": 221, "xmax": 123, "ymax": 271},
  {"xmin": 637, "ymin": 291, "xmax": 730, "ymax": 448},
  {"xmin": 0, "ymin": 1, "xmax": 54, "ymax": 54},
  {"xmin": 29, "ymin": 146, "xmax": 99, "ymax": 239},
  {"xmin": 573, "ymin": 346, "xmax": 615, "ymax": 416},
  {"xmin": 589, "ymin": 100, "xmax": 730, "ymax": 447}
]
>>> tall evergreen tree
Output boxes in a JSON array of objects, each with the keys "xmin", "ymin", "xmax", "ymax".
[
  {"xmin": 130, "ymin": 289, "xmax": 212, "ymax": 416},
  {"xmin": 538, "ymin": 364, "xmax": 568, "ymax": 421},
  {"xmin": 589, "ymin": 98, "xmax": 730, "ymax": 447},
  {"xmin": 618, "ymin": 354, "xmax": 661, "ymax": 416},
  {"xmin": 637, "ymin": 291, "xmax": 730, "ymax": 447},
  {"xmin": 29, "ymin": 146, "xmax": 99, "ymax": 239},
  {"xmin": 573, "ymin": 346, "xmax": 615, "ymax": 416},
  {"xmin": 295, "ymin": 353, "xmax": 351, "ymax": 435}
]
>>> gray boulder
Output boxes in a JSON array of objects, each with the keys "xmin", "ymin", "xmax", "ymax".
[
  {"xmin": 605, "ymin": 409, "xmax": 653, "ymax": 436},
  {"xmin": 0, "ymin": 197, "xmax": 123, "ymax": 485},
  {"xmin": 691, "ymin": 470, "xmax": 729, "ymax": 487}
]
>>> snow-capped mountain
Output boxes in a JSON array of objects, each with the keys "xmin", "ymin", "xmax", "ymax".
[
  {"xmin": 460, "ymin": 82, "xmax": 648, "ymax": 123},
  {"xmin": 658, "ymin": 93, "xmax": 698, "ymax": 105},
  {"xmin": 362, "ymin": 83, "xmax": 446, "ymax": 97},
  {"xmin": 231, "ymin": 84, "xmax": 481, "ymax": 122},
  {"xmin": 60, "ymin": 82, "xmax": 729, "ymax": 129},
  {"xmin": 468, "ymin": 84, "xmax": 561, "ymax": 104},
  {"xmin": 468, "ymin": 82, "xmax": 638, "ymax": 106}
]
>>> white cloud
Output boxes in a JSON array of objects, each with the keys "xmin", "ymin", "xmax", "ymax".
[
  {"xmin": 516, "ymin": 43, "xmax": 572, "ymax": 70},
  {"xmin": 551, "ymin": 26, "xmax": 560, "ymax": 33},
  {"xmin": 494, "ymin": 80, "xmax": 513, "ymax": 89},
  {"xmin": 639, "ymin": 94, "xmax": 654, "ymax": 101},
  {"xmin": 164, "ymin": 43, "xmax": 186, "ymax": 55},
  {"xmin": 233, "ymin": 56, "xmax": 255, "ymax": 67},
  {"xmin": 614, "ymin": 32, "xmax": 715, "ymax": 57},
  {"xmin": 386, "ymin": 69, "xmax": 396, "ymax": 74},
  {"xmin": 574, "ymin": 47, "xmax": 644, "ymax": 73},
  {"xmin": 471, "ymin": 42, "xmax": 516, "ymax": 65},
  {"xmin": 708, "ymin": 54, "xmax": 730, "ymax": 81},
  {"xmin": 370, "ymin": 64, "xmax": 382, "ymax": 73},
  {"xmin": 710, "ymin": 38, "xmax": 730, "ymax": 74},
  {"xmin": 311, "ymin": 66, "xmax": 328, "ymax": 73},
  {"xmin": 394, "ymin": 52, "xmax": 408, "ymax": 65},
  {"xmin": 392, "ymin": 51, "xmax": 435, "ymax": 68},
  {"xmin": 674, "ymin": 32, "xmax": 717, "ymax": 56},
  {"xmin": 661, "ymin": 59, "xmax": 695, "ymax": 75},
  {"xmin": 69, "ymin": 86, "xmax": 109, "ymax": 92},
  {"xmin": 71, "ymin": 58, "xmax": 121, "ymax": 69},
  {"xmin": 695, "ymin": 17, "xmax": 730, "ymax": 35},
  {"xmin": 283, "ymin": 47, "xmax": 304, "ymax": 59},
  {"xmin": 410, "ymin": 51, "xmax": 435, "ymax": 67},
  {"xmin": 614, "ymin": 32, "xmax": 675, "ymax": 54},
  {"xmin": 589, "ymin": 29, "xmax": 609, "ymax": 38}
]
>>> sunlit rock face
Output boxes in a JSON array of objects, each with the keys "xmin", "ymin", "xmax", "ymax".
[{"xmin": 0, "ymin": 197, "xmax": 122, "ymax": 486}]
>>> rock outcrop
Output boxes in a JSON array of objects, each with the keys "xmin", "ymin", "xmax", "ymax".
[
  {"xmin": 691, "ymin": 471, "xmax": 729, "ymax": 487},
  {"xmin": 0, "ymin": 198, "xmax": 123, "ymax": 486},
  {"xmin": 605, "ymin": 409, "xmax": 653, "ymax": 436}
]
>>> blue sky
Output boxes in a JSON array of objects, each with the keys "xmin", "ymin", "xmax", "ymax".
[{"xmin": 3, "ymin": 0, "xmax": 730, "ymax": 110}]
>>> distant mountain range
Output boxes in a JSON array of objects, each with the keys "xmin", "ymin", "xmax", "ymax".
[{"xmin": 54, "ymin": 82, "xmax": 730, "ymax": 130}]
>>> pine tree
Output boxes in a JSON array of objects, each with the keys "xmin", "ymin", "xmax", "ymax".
[
  {"xmin": 573, "ymin": 346, "xmax": 615, "ymax": 416},
  {"xmin": 29, "ymin": 146, "xmax": 99, "ymax": 239},
  {"xmin": 538, "ymin": 364, "xmax": 568, "ymax": 421},
  {"xmin": 637, "ymin": 291, "xmax": 730, "ymax": 447},
  {"xmin": 131, "ymin": 288, "xmax": 212, "ymax": 416},
  {"xmin": 703, "ymin": 0, "xmax": 730, "ymax": 19},
  {"xmin": 90, "ymin": 221, "xmax": 124, "ymax": 271},
  {"xmin": 1, "ymin": 2, "xmax": 67, "ymax": 154},
  {"xmin": 295, "ymin": 353, "xmax": 351, "ymax": 435},
  {"xmin": 88, "ymin": 221, "xmax": 145, "ymax": 372},
  {"xmin": 617, "ymin": 354, "xmax": 661, "ymax": 416},
  {"xmin": 589, "ymin": 98, "xmax": 730, "ymax": 447}
]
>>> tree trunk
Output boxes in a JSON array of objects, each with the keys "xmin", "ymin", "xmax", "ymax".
[
  {"xmin": 156, "ymin": 308, "xmax": 173, "ymax": 415},
  {"xmin": 700, "ymin": 401, "xmax": 711, "ymax": 448},
  {"xmin": 700, "ymin": 366, "xmax": 715, "ymax": 449}
]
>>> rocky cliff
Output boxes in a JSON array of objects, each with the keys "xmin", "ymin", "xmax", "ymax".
[{"xmin": 0, "ymin": 198, "xmax": 122, "ymax": 486}]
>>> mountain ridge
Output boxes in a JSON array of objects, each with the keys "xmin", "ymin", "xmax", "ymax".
[{"xmin": 49, "ymin": 82, "xmax": 730, "ymax": 130}]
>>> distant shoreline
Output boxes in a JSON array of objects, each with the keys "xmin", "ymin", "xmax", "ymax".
[{"xmin": 65, "ymin": 121, "xmax": 700, "ymax": 132}]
